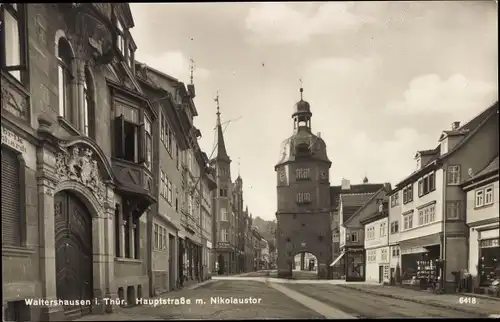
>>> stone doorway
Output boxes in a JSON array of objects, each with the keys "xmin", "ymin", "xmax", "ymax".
[{"xmin": 54, "ymin": 191, "xmax": 93, "ymax": 319}]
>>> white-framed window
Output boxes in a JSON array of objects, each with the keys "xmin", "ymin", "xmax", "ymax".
[
  {"xmin": 446, "ymin": 201, "xmax": 461, "ymax": 220},
  {"xmin": 475, "ymin": 189, "xmax": 484, "ymax": 208},
  {"xmin": 295, "ymin": 168, "xmax": 310, "ymax": 180},
  {"xmin": 390, "ymin": 192, "xmax": 400, "ymax": 207},
  {"xmin": 296, "ymin": 192, "xmax": 311, "ymax": 204},
  {"xmin": 366, "ymin": 226, "xmax": 375, "ymax": 240},
  {"xmin": 403, "ymin": 213, "xmax": 413, "ymax": 230},
  {"xmin": 381, "ymin": 248, "xmax": 388, "ymax": 262},
  {"xmin": 367, "ymin": 250, "xmax": 376, "ymax": 263},
  {"xmin": 144, "ymin": 116, "xmax": 152, "ymax": 170},
  {"xmin": 221, "ymin": 228, "xmax": 228, "ymax": 242},
  {"xmin": 447, "ymin": 165, "xmax": 461, "ymax": 185},
  {"xmin": 221, "ymin": 208, "xmax": 227, "ymax": 221},
  {"xmin": 484, "ymin": 186, "xmax": 494, "ymax": 205},
  {"xmin": 57, "ymin": 37, "xmax": 74, "ymax": 123},
  {"xmin": 418, "ymin": 172, "xmax": 436, "ymax": 197},
  {"xmin": 83, "ymin": 67, "xmax": 95, "ymax": 138},
  {"xmin": 417, "ymin": 204, "xmax": 436, "ymax": 226},
  {"xmin": 390, "ymin": 221, "xmax": 399, "ymax": 234},
  {"xmin": 379, "ymin": 222, "xmax": 387, "ymax": 237},
  {"xmin": 403, "ymin": 184, "xmax": 413, "ymax": 204}
]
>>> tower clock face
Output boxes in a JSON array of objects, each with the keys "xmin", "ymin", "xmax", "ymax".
[{"xmin": 320, "ymin": 171, "xmax": 328, "ymax": 180}]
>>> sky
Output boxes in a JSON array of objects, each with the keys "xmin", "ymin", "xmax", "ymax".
[{"xmin": 130, "ymin": 1, "xmax": 498, "ymax": 222}]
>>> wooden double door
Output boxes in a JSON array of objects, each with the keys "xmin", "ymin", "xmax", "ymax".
[{"xmin": 54, "ymin": 191, "xmax": 93, "ymax": 318}]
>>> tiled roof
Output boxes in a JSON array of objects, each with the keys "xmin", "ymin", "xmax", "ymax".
[
  {"xmin": 341, "ymin": 193, "xmax": 375, "ymax": 207},
  {"xmin": 330, "ymin": 183, "xmax": 384, "ymax": 209},
  {"xmin": 470, "ymin": 155, "xmax": 499, "ymax": 181}
]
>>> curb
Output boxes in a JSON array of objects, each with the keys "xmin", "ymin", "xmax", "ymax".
[
  {"xmin": 187, "ymin": 279, "xmax": 216, "ymax": 290},
  {"xmin": 336, "ymin": 285, "xmax": 491, "ymax": 317}
]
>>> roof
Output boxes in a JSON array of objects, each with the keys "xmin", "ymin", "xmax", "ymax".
[
  {"xmin": 341, "ymin": 194, "xmax": 374, "ymax": 208},
  {"xmin": 214, "ymin": 116, "xmax": 231, "ymax": 163},
  {"xmin": 396, "ymin": 101, "xmax": 498, "ymax": 189},
  {"xmin": 344, "ymin": 187, "xmax": 388, "ymax": 226},
  {"xmin": 360, "ymin": 209, "xmax": 389, "ymax": 225},
  {"xmin": 330, "ymin": 183, "xmax": 384, "ymax": 210},
  {"xmin": 461, "ymin": 155, "xmax": 499, "ymax": 186}
]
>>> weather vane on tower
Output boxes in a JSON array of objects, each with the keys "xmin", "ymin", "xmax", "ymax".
[
  {"xmin": 189, "ymin": 58, "xmax": 195, "ymax": 85},
  {"xmin": 299, "ymin": 78, "xmax": 304, "ymax": 100}
]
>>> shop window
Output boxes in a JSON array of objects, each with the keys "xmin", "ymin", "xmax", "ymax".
[
  {"xmin": 1, "ymin": 146, "xmax": 24, "ymax": 246},
  {"xmin": 1, "ymin": 4, "xmax": 28, "ymax": 84}
]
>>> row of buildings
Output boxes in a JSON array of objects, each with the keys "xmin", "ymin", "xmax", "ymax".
[
  {"xmin": 331, "ymin": 102, "xmax": 499, "ymax": 293},
  {"xmin": 273, "ymin": 85, "xmax": 498, "ymax": 293},
  {"xmin": 0, "ymin": 4, "xmax": 264, "ymax": 321}
]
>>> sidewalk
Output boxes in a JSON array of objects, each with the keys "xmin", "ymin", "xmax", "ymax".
[{"xmin": 337, "ymin": 284, "xmax": 500, "ymax": 317}]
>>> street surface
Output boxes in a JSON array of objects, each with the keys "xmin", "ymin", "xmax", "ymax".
[{"xmin": 75, "ymin": 273, "xmax": 497, "ymax": 320}]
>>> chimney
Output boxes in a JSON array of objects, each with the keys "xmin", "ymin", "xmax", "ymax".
[
  {"xmin": 341, "ymin": 178, "xmax": 351, "ymax": 190},
  {"xmin": 383, "ymin": 182, "xmax": 391, "ymax": 191},
  {"xmin": 317, "ymin": 132, "xmax": 321, "ymax": 138},
  {"xmin": 451, "ymin": 121, "xmax": 460, "ymax": 130}
]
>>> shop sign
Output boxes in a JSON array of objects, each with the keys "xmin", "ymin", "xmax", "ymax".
[
  {"xmin": 206, "ymin": 241, "xmax": 212, "ymax": 249},
  {"xmin": 401, "ymin": 247, "xmax": 429, "ymax": 255},
  {"xmin": 348, "ymin": 247, "xmax": 364, "ymax": 253},
  {"xmin": 480, "ymin": 238, "xmax": 499, "ymax": 248},
  {"xmin": 1, "ymin": 126, "xmax": 36, "ymax": 169}
]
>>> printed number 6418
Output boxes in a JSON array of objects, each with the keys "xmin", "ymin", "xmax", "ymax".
[{"xmin": 459, "ymin": 297, "xmax": 477, "ymax": 304}]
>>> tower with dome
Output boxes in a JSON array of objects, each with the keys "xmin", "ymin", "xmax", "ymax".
[{"xmin": 274, "ymin": 87, "xmax": 333, "ymax": 279}]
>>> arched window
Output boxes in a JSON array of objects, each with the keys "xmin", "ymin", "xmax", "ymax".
[
  {"xmin": 57, "ymin": 37, "xmax": 73, "ymax": 123},
  {"xmin": 83, "ymin": 66, "xmax": 95, "ymax": 138}
]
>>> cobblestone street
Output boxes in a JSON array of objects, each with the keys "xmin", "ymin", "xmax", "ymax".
[{"xmin": 75, "ymin": 280, "xmax": 324, "ymax": 320}]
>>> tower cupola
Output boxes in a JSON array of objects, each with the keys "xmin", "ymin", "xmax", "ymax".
[{"xmin": 292, "ymin": 87, "xmax": 312, "ymax": 130}]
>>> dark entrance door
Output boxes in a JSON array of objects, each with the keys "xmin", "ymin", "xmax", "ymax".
[
  {"xmin": 218, "ymin": 254, "xmax": 225, "ymax": 275},
  {"xmin": 54, "ymin": 191, "xmax": 93, "ymax": 318},
  {"xmin": 379, "ymin": 265, "xmax": 384, "ymax": 283}
]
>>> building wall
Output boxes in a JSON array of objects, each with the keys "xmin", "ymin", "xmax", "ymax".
[
  {"xmin": 399, "ymin": 169, "xmax": 444, "ymax": 242},
  {"xmin": 466, "ymin": 180, "xmax": 499, "ymax": 226},
  {"xmin": 366, "ymin": 246, "xmax": 390, "ymax": 283},
  {"xmin": 388, "ymin": 190, "xmax": 402, "ymax": 246}
]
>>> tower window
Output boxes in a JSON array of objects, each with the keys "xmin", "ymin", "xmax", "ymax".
[
  {"xmin": 296, "ymin": 168, "xmax": 310, "ymax": 180},
  {"xmin": 296, "ymin": 192, "xmax": 311, "ymax": 204}
]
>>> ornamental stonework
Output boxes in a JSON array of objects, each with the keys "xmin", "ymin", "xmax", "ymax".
[{"xmin": 55, "ymin": 145, "xmax": 106, "ymax": 204}]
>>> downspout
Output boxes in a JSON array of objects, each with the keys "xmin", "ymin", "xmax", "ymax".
[{"xmin": 442, "ymin": 164, "xmax": 447, "ymax": 292}]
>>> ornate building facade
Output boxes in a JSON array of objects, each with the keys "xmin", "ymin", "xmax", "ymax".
[{"xmin": 274, "ymin": 88, "xmax": 333, "ymax": 279}]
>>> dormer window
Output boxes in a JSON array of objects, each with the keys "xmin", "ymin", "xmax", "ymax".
[
  {"xmin": 115, "ymin": 18, "xmax": 125, "ymax": 57},
  {"xmin": 416, "ymin": 157, "xmax": 421, "ymax": 170}
]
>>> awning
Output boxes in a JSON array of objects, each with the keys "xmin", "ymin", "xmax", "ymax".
[
  {"xmin": 399, "ymin": 233, "xmax": 441, "ymax": 252},
  {"xmin": 330, "ymin": 252, "xmax": 345, "ymax": 267}
]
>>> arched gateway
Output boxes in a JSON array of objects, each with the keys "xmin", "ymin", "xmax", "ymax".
[
  {"xmin": 275, "ymin": 87, "xmax": 332, "ymax": 279},
  {"xmin": 54, "ymin": 190, "xmax": 93, "ymax": 317}
]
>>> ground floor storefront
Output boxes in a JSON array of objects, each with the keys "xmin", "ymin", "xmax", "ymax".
[
  {"xmin": 201, "ymin": 239, "xmax": 213, "ymax": 280},
  {"xmin": 469, "ymin": 221, "xmax": 500, "ymax": 289},
  {"xmin": 330, "ymin": 246, "xmax": 366, "ymax": 281},
  {"xmin": 215, "ymin": 245, "xmax": 237, "ymax": 275},
  {"xmin": 366, "ymin": 246, "xmax": 390, "ymax": 283}
]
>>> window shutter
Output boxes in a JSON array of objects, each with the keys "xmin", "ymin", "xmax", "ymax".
[
  {"xmin": 115, "ymin": 115, "xmax": 125, "ymax": 158},
  {"xmin": 138, "ymin": 123, "xmax": 146, "ymax": 163},
  {"xmin": 1, "ymin": 148, "xmax": 21, "ymax": 246}
]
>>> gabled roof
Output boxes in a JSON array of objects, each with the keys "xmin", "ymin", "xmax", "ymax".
[
  {"xmin": 461, "ymin": 155, "xmax": 499, "ymax": 186},
  {"xmin": 330, "ymin": 183, "xmax": 384, "ymax": 210},
  {"xmin": 341, "ymin": 193, "xmax": 375, "ymax": 208},
  {"xmin": 344, "ymin": 186, "xmax": 387, "ymax": 226}
]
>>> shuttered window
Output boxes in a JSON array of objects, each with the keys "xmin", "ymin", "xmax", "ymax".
[{"xmin": 1, "ymin": 147, "xmax": 21, "ymax": 246}]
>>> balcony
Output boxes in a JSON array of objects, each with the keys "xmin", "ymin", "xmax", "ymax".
[
  {"xmin": 111, "ymin": 157, "xmax": 156, "ymax": 214},
  {"xmin": 181, "ymin": 212, "xmax": 197, "ymax": 234},
  {"xmin": 1, "ymin": 72, "xmax": 30, "ymax": 123}
]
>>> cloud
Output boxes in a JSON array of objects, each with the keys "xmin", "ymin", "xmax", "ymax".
[
  {"xmin": 136, "ymin": 51, "xmax": 210, "ymax": 84},
  {"xmin": 245, "ymin": 2, "xmax": 374, "ymax": 44},
  {"xmin": 331, "ymin": 127, "xmax": 434, "ymax": 186},
  {"xmin": 386, "ymin": 74, "xmax": 497, "ymax": 116}
]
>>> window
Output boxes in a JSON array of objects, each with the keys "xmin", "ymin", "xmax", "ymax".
[
  {"xmin": 159, "ymin": 225, "xmax": 163, "ymax": 249},
  {"xmin": 392, "ymin": 247, "xmax": 400, "ymax": 257},
  {"xmin": 115, "ymin": 18, "xmax": 125, "ymax": 57},
  {"xmin": 367, "ymin": 250, "xmax": 376, "ymax": 263},
  {"xmin": 381, "ymin": 249, "xmax": 388, "ymax": 262},
  {"xmin": 350, "ymin": 231, "xmax": 359, "ymax": 242},
  {"xmin": 83, "ymin": 67, "xmax": 95, "ymax": 138},
  {"xmin": 403, "ymin": 213, "xmax": 413, "ymax": 230},
  {"xmin": 127, "ymin": 44, "xmax": 134, "ymax": 69},
  {"xmin": 176, "ymin": 143, "xmax": 180, "ymax": 169},
  {"xmin": 447, "ymin": 165, "xmax": 461, "ymax": 185},
  {"xmin": 1, "ymin": 147, "xmax": 23, "ymax": 246},
  {"xmin": 144, "ymin": 117, "xmax": 152, "ymax": 170},
  {"xmin": 133, "ymin": 216, "xmax": 140, "ymax": 259},
  {"xmin": 219, "ymin": 187, "xmax": 228, "ymax": 197},
  {"xmin": 446, "ymin": 201, "xmax": 460, "ymax": 220},
  {"xmin": 168, "ymin": 128, "xmax": 174, "ymax": 155},
  {"xmin": 475, "ymin": 190, "xmax": 484, "ymax": 208},
  {"xmin": 296, "ymin": 168, "xmax": 310, "ymax": 180},
  {"xmin": 484, "ymin": 186, "xmax": 494, "ymax": 205},
  {"xmin": 417, "ymin": 204, "xmax": 436, "ymax": 226},
  {"xmin": 124, "ymin": 211, "xmax": 130, "ymax": 258},
  {"xmin": 418, "ymin": 172, "xmax": 436, "ymax": 197},
  {"xmin": 114, "ymin": 103, "xmax": 146, "ymax": 163},
  {"xmin": 296, "ymin": 192, "xmax": 311, "ymax": 204},
  {"xmin": 390, "ymin": 192, "xmax": 400, "ymax": 207},
  {"xmin": 379, "ymin": 222, "xmax": 387, "ymax": 237},
  {"xmin": 390, "ymin": 221, "xmax": 399, "ymax": 234},
  {"xmin": 57, "ymin": 37, "xmax": 74, "ymax": 123},
  {"xmin": 221, "ymin": 228, "xmax": 228, "ymax": 242},
  {"xmin": 114, "ymin": 204, "xmax": 120, "ymax": 256},
  {"xmin": 1, "ymin": 4, "xmax": 26, "ymax": 82},
  {"xmin": 154, "ymin": 223, "xmax": 159, "ymax": 249},
  {"xmin": 403, "ymin": 184, "xmax": 413, "ymax": 204},
  {"xmin": 366, "ymin": 226, "xmax": 375, "ymax": 240}
]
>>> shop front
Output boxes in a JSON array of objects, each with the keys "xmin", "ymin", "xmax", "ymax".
[
  {"xmin": 344, "ymin": 247, "xmax": 365, "ymax": 282},
  {"xmin": 477, "ymin": 227, "xmax": 500, "ymax": 287},
  {"xmin": 400, "ymin": 233, "xmax": 441, "ymax": 289}
]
